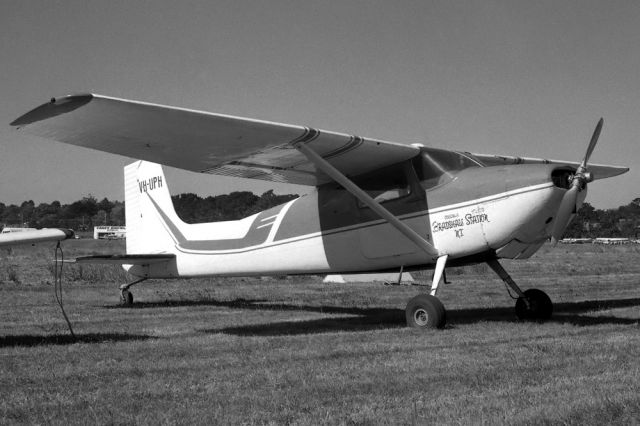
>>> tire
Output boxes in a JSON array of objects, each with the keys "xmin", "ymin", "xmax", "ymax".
[
  {"xmin": 405, "ymin": 294, "xmax": 446, "ymax": 329},
  {"xmin": 121, "ymin": 290, "xmax": 134, "ymax": 306},
  {"xmin": 515, "ymin": 288, "xmax": 552, "ymax": 321}
]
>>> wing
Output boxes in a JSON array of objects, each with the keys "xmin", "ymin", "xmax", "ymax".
[
  {"xmin": 469, "ymin": 153, "xmax": 628, "ymax": 181},
  {"xmin": 0, "ymin": 229, "xmax": 74, "ymax": 247},
  {"xmin": 11, "ymin": 94, "xmax": 419, "ymax": 186}
]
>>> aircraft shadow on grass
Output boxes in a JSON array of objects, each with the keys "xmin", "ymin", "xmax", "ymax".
[
  {"xmin": 0, "ymin": 333, "xmax": 154, "ymax": 348},
  {"xmin": 107, "ymin": 296, "xmax": 640, "ymax": 336}
]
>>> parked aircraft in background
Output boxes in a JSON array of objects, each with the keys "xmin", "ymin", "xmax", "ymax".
[
  {"xmin": 1, "ymin": 227, "xmax": 38, "ymax": 234},
  {"xmin": 0, "ymin": 228, "xmax": 74, "ymax": 247},
  {"xmin": 593, "ymin": 238, "xmax": 632, "ymax": 245},
  {"xmin": 11, "ymin": 94, "xmax": 628, "ymax": 328}
]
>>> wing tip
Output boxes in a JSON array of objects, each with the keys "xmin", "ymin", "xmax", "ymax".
[{"xmin": 10, "ymin": 94, "xmax": 94, "ymax": 127}]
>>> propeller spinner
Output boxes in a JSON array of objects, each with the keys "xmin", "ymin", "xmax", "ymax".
[{"xmin": 550, "ymin": 118, "xmax": 603, "ymax": 245}]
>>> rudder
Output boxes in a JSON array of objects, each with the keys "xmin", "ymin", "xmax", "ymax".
[{"xmin": 124, "ymin": 161, "xmax": 185, "ymax": 254}]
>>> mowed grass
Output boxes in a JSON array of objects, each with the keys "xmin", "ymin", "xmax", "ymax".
[{"xmin": 1, "ymin": 241, "xmax": 639, "ymax": 424}]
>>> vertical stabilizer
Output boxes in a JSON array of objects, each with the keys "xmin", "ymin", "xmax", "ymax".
[{"xmin": 124, "ymin": 161, "xmax": 184, "ymax": 254}]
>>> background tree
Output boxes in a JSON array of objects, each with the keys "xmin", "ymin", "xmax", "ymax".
[
  {"xmin": 110, "ymin": 202, "xmax": 125, "ymax": 225},
  {"xmin": 3, "ymin": 191, "xmax": 635, "ymax": 238},
  {"xmin": 171, "ymin": 191, "xmax": 298, "ymax": 224}
]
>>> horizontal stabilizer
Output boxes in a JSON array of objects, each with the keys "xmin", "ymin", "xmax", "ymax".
[{"xmin": 75, "ymin": 254, "xmax": 175, "ymax": 265}]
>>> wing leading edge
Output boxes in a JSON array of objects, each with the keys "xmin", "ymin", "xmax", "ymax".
[
  {"xmin": 470, "ymin": 153, "xmax": 628, "ymax": 181},
  {"xmin": 11, "ymin": 94, "xmax": 419, "ymax": 186}
]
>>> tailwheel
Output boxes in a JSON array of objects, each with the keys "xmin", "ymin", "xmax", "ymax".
[
  {"xmin": 515, "ymin": 289, "xmax": 553, "ymax": 321},
  {"xmin": 405, "ymin": 294, "xmax": 446, "ymax": 329},
  {"xmin": 118, "ymin": 278, "xmax": 146, "ymax": 306},
  {"xmin": 120, "ymin": 289, "xmax": 134, "ymax": 306}
]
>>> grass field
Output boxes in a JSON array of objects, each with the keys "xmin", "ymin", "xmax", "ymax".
[{"xmin": 1, "ymin": 240, "xmax": 639, "ymax": 424}]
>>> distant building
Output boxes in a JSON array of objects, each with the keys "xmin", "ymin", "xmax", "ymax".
[
  {"xmin": 93, "ymin": 226, "xmax": 126, "ymax": 240},
  {"xmin": 593, "ymin": 238, "xmax": 630, "ymax": 245},
  {"xmin": 560, "ymin": 238, "xmax": 592, "ymax": 244}
]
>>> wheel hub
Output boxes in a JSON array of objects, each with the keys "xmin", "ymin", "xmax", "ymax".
[{"xmin": 414, "ymin": 308, "xmax": 429, "ymax": 326}]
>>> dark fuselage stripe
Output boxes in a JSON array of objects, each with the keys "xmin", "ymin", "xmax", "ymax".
[{"xmin": 148, "ymin": 195, "xmax": 282, "ymax": 251}]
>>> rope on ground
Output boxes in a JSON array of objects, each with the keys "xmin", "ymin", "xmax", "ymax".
[{"xmin": 54, "ymin": 241, "xmax": 76, "ymax": 340}]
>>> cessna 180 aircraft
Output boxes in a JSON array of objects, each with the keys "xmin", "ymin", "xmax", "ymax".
[
  {"xmin": 0, "ymin": 227, "xmax": 74, "ymax": 247},
  {"xmin": 11, "ymin": 94, "xmax": 628, "ymax": 329}
]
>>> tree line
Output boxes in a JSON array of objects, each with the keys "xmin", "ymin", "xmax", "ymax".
[
  {"xmin": 564, "ymin": 198, "xmax": 640, "ymax": 238},
  {"xmin": 1, "ymin": 192, "xmax": 638, "ymax": 238},
  {"xmin": 0, "ymin": 197, "xmax": 124, "ymax": 231},
  {"xmin": 0, "ymin": 190, "xmax": 298, "ymax": 232}
]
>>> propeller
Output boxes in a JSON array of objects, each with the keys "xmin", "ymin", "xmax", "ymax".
[{"xmin": 550, "ymin": 118, "xmax": 603, "ymax": 245}]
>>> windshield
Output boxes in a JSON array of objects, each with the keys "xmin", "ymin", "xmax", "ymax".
[{"xmin": 414, "ymin": 147, "xmax": 481, "ymax": 190}]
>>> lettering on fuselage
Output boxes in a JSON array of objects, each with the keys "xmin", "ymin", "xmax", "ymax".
[
  {"xmin": 431, "ymin": 209, "xmax": 490, "ymax": 234},
  {"xmin": 138, "ymin": 176, "xmax": 163, "ymax": 193},
  {"xmin": 432, "ymin": 217, "xmax": 464, "ymax": 233},
  {"xmin": 464, "ymin": 213, "xmax": 489, "ymax": 225}
]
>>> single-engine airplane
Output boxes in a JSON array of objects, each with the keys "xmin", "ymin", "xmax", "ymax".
[
  {"xmin": 11, "ymin": 94, "xmax": 628, "ymax": 328},
  {"xmin": 0, "ymin": 228, "xmax": 75, "ymax": 247}
]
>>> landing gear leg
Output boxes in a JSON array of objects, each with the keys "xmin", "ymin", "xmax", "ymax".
[
  {"xmin": 429, "ymin": 255, "xmax": 448, "ymax": 297},
  {"xmin": 406, "ymin": 255, "xmax": 448, "ymax": 329},
  {"xmin": 486, "ymin": 259, "xmax": 553, "ymax": 321},
  {"xmin": 119, "ymin": 278, "xmax": 147, "ymax": 306}
]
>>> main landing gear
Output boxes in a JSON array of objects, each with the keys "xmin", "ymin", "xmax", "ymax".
[
  {"xmin": 514, "ymin": 289, "xmax": 553, "ymax": 320},
  {"xmin": 487, "ymin": 259, "xmax": 553, "ymax": 321},
  {"xmin": 406, "ymin": 255, "xmax": 448, "ymax": 329},
  {"xmin": 405, "ymin": 257, "xmax": 553, "ymax": 329},
  {"xmin": 119, "ymin": 278, "xmax": 147, "ymax": 306},
  {"xmin": 405, "ymin": 294, "xmax": 446, "ymax": 329}
]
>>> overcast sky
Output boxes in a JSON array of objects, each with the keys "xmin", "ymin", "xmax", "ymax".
[{"xmin": 1, "ymin": 0, "xmax": 638, "ymax": 208}]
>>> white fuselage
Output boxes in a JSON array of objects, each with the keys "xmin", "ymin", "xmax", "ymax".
[{"xmin": 126, "ymin": 163, "xmax": 571, "ymax": 279}]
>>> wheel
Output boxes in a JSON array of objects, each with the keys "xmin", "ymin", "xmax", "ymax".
[
  {"xmin": 515, "ymin": 289, "xmax": 552, "ymax": 321},
  {"xmin": 121, "ymin": 289, "xmax": 134, "ymax": 305},
  {"xmin": 405, "ymin": 294, "xmax": 446, "ymax": 329}
]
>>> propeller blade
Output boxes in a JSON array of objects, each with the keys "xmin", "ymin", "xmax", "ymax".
[
  {"xmin": 580, "ymin": 118, "xmax": 603, "ymax": 170},
  {"xmin": 551, "ymin": 118, "xmax": 604, "ymax": 245},
  {"xmin": 551, "ymin": 185, "xmax": 579, "ymax": 244}
]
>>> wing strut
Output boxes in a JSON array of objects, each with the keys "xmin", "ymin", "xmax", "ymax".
[{"xmin": 295, "ymin": 142, "xmax": 440, "ymax": 259}]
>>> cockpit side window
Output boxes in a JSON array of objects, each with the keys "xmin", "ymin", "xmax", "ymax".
[
  {"xmin": 352, "ymin": 162, "xmax": 411, "ymax": 205},
  {"xmin": 414, "ymin": 147, "xmax": 481, "ymax": 190}
]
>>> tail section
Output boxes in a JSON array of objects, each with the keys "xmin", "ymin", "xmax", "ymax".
[{"xmin": 124, "ymin": 161, "xmax": 185, "ymax": 255}]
